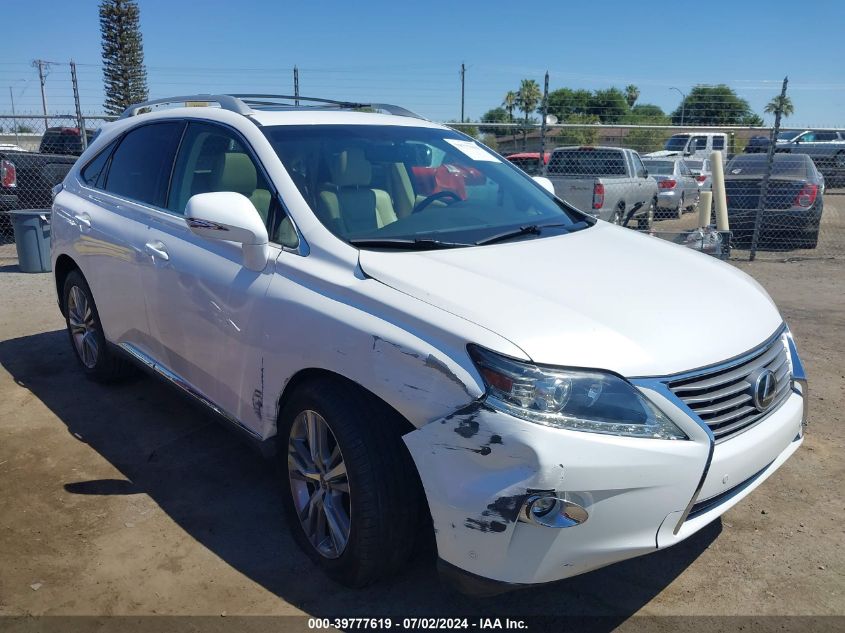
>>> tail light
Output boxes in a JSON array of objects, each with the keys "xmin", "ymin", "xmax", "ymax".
[
  {"xmin": 592, "ymin": 182, "xmax": 605, "ymax": 209},
  {"xmin": 696, "ymin": 175, "xmax": 707, "ymax": 183},
  {"xmin": 0, "ymin": 159, "xmax": 16, "ymax": 188},
  {"xmin": 659, "ymin": 179, "xmax": 677, "ymax": 189},
  {"xmin": 794, "ymin": 184, "xmax": 818, "ymax": 208}
]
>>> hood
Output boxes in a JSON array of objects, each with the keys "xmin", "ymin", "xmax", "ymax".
[{"xmin": 359, "ymin": 223, "xmax": 782, "ymax": 377}]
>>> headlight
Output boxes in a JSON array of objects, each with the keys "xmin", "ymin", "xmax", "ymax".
[{"xmin": 468, "ymin": 345, "xmax": 687, "ymax": 440}]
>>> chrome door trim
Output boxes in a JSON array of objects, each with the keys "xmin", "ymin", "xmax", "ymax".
[{"xmin": 119, "ymin": 342, "xmax": 262, "ymax": 441}]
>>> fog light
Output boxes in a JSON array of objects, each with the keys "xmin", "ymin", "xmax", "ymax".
[{"xmin": 521, "ymin": 494, "xmax": 588, "ymax": 528}]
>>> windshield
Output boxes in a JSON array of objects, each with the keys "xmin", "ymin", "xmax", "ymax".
[
  {"xmin": 262, "ymin": 125, "xmax": 586, "ymax": 246},
  {"xmin": 725, "ymin": 155, "xmax": 811, "ymax": 179},
  {"xmin": 642, "ymin": 160, "xmax": 675, "ymax": 175},
  {"xmin": 664, "ymin": 135, "xmax": 690, "ymax": 151},
  {"xmin": 776, "ymin": 130, "xmax": 801, "ymax": 141}
]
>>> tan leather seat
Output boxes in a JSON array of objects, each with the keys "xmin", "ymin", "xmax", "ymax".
[
  {"xmin": 317, "ymin": 148, "xmax": 397, "ymax": 233},
  {"xmin": 213, "ymin": 152, "xmax": 272, "ymax": 223}
]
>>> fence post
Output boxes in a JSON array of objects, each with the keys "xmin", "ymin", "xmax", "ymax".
[
  {"xmin": 538, "ymin": 71, "xmax": 549, "ymax": 175},
  {"xmin": 750, "ymin": 76, "xmax": 789, "ymax": 261},
  {"xmin": 70, "ymin": 60, "xmax": 87, "ymax": 151},
  {"xmin": 293, "ymin": 65, "xmax": 299, "ymax": 106}
]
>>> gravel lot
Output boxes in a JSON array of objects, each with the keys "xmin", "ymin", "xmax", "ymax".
[{"xmin": 0, "ymin": 200, "xmax": 843, "ymax": 623}]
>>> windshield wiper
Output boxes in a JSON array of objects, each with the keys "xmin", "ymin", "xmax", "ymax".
[
  {"xmin": 349, "ymin": 238, "xmax": 471, "ymax": 250},
  {"xmin": 475, "ymin": 221, "xmax": 590, "ymax": 246}
]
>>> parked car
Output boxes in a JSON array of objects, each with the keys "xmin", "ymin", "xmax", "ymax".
[
  {"xmin": 545, "ymin": 146, "xmax": 657, "ymax": 228},
  {"xmin": 51, "ymin": 93, "xmax": 807, "ymax": 594},
  {"xmin": 724, "ymin": 153, "xmax": 824, "ymax": 249},
  {"xmin": 684, "ymin": 158, "xmax": 713, "ymax": 191},
  {"xmin": 642, "ymin": 157, "xmax": 700, "ymax": 219},
  {"xmin": 505, "ymin": 152, "xmax": 550, "ymax": 175},
  {"xmin": 646, "ymin": 133, "xmax": 727, "ymax": 161},
  {"xmin": 39, "ymin": 127, "xmax": 94, "ymax": 156}
]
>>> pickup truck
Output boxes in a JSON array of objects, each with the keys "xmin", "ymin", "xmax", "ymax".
[
  {"xmin": 0, "ymin": 149, "xmax": 78, "ymax": 215},
  {"xmin": 545, "ymin": 146, "xmax": 658, "ymax": 228}
]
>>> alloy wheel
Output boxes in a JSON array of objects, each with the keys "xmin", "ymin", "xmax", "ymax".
[
  {"xmin": 287, "ymin": 410, "xmax": 351, "ymax": 559},
  {"xmin": 67, "ymin": 285, "xmax": 99, "ymax": 369}
]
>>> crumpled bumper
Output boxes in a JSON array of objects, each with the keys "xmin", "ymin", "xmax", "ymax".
[{"xmin": 404, "ymin": 386, "xmax": 804, "ymax": 586}]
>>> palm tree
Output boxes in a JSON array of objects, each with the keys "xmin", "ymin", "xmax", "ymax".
[
  {"xmin": 516, "ymin": 79, "xmax": 541, "ymax": 150},
  {"xmin": 625, "ymin": 84, "xmax": 640, "ymax": 108},
  {"xmin": 764, "ymin": 95, "xmax": 794, "ymax": 119},
  {"xmin": 503, "ymin": 91, "xmax": 518, "ymax": 149}
]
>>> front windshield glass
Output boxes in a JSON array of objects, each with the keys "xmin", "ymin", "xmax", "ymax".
[
  {"xmin": 664, "ymin": 135, "xmax": 689, "ymax": 151},
  {"xmin": 262, "ymin": 125, "xmax": 585, "ymax": 246},
  {"xmin": 776, "ymin": 130, "xmax": 801, "ymax": 141}
]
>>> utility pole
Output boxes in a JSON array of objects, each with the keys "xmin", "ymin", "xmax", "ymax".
[
  {"xmin": 538, "ymin": 71, "xmax": 549, "ymax": 175},
  {"xmin": 9, "ymin": 86, "xmax": 19, "ymax": 146},
  {"xmin": 33, "ymin": 59, "xmax": 50, "ymax": 132},
  {"xmin": 751, "ymin": 76, "xmax": 789, "ymax": 261},
  {"xmin": 460, "ymin": 63, "xmax": 465, "ymax": 123},
  {"xmin": 670, "ymin": 86, "xmax": 686, "ymax": 126},
  {"xmin": 70, "ymin": 60, "xmax": 87, "ymax": 150},
  {"xmin": 293, "ymin": 66, "xmax": 300, "ymax": 106}
]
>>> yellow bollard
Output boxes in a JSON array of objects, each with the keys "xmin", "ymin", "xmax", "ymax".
[
  {"xmin": 710, "ymin": 151, "xmax": 729, "ymax": 231},
  {"xmin": 698, "ymin": 190, "xmax": 713, "ymax": 227}
]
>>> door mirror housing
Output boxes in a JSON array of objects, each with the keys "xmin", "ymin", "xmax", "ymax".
[
  {"xmin": 532, "ymin": 176, "xmax": 555, "ymax": 195},
  {"xmin": 185, "ymin": 191, "xmax": 270, "ymax": 272}
]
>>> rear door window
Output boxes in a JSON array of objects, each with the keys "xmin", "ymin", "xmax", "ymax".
[
  {"xmin": 105, "ymin": 121, "xmax": 184, "ymax": 207},
  {"xmin": 712, "ymin": 136, "xmax": 725, "ymax": 150}
]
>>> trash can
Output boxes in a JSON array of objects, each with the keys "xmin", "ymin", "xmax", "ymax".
[{"xmin": 10, "ymin": 210, "xmax": 51, "ymax": 273}]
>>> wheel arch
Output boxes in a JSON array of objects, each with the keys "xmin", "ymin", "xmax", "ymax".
[{"xmin": 54, "ymin": 253, "xmax": 80, "ymax": 316}]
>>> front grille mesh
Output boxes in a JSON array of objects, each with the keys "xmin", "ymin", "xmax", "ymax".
[{"xmin": 667, "ymin": 333, "xmax": 792, "ymax": 442}]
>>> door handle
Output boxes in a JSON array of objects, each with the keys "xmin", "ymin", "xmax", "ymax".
[
  {"xmin": 145, "ymin": 241, "xmax": 170, "ymax": 261},
  {"xmin": 74, "ymin": 213, "xmax": 91, "ymax": 231}
]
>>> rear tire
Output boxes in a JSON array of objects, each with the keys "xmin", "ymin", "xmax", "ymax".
[
  {"xmin": 277, "ymin": 377, "xmax": 424, "ymax": 587},
  {"xmin": 62, "ymin": 269, "xmax": 135, "ymax": 382}
]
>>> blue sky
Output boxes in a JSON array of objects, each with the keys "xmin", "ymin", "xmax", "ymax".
[{"xmin": 2, "ymin": 0, "xmax": 844, "ymax": 125}]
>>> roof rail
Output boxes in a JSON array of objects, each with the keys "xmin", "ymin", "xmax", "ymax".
[{"xmin": 119, "ymin": 93, "xmax": 425, "ymax": 120}]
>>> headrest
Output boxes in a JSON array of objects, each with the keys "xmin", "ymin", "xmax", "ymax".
[
  {"xmin": 328, "ymin": 148, "xmax": 372, "ymax": 187},
  {"xmin": 215, "ymin": 153, "xmax": 257, "ymax": 195}
]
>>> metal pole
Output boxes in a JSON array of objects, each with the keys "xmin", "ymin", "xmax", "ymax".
[
  {"xmin": 9, "ymin": 87, "xmax": 19, "ymax": 146},
  {"xmin": 33, "ymin": 59, "xmax": 49, "ymax": 133},
  {"xmin": 70, "ymin": 60, "xmax": 87, "ymax": 150},
  {"xmin": 670, "ymin": 87, "xmax": 686, "ymax": 126},
  {"xmin": 293, "ymin": 66, "xmax": 299, "ymax": 106},
  {"xmin": 538, "ymin": 71, "xmax": 549, "ymax": 175},
  {"xmin": 750, "ymin": 76, "xmax": 788, "ymax": 261},
  {"xmin": 460, "ymin": 63, "xmax": 465, "ymax": 123}
]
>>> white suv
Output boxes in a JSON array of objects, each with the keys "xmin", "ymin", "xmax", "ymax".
[{"xmin": 51, "ymin": 94, "xmax": 807, "ymax": 594}]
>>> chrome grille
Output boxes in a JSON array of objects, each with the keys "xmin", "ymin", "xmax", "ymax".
[{"xmin": 667, "ymin": 333, "xmax": 792, "ymax": 442}]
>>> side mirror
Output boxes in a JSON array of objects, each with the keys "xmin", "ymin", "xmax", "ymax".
[
  {"xmin": 532, "ymin": 176, "xmax": 555, "ymax": 195},
  {"xmin": 641, "ymin": 169, "xmax": 649, "ymax": 178},
  {"xmin": 185, "ymin": 192, "xmax": 270, "ymax": 272}
]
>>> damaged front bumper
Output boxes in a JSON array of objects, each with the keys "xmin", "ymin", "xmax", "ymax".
[{"xmin": 403, "ymin": 383, "xmax": 804, "ymax": 588}]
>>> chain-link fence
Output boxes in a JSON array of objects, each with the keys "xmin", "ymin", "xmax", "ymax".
[
  {"xmin": 1, "ymin": 73, "xmax": 843, "ymax": 264},
  {"xmin": 0, "ymin": 112, "xmax": 113, "ymax": 260}
]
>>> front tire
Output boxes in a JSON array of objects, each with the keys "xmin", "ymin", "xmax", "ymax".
[
  {"xmin": 278, "ymin": 378, "xmax": 423, "ymax": 587},
  {"xmin": 62, "ymin": 269, "xmax": 134, "ymax": 382}
]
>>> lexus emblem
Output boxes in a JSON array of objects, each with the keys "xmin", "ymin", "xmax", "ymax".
[{"xmin": 750, "ymin": 368, "xmax": 777, "ymax": 412}]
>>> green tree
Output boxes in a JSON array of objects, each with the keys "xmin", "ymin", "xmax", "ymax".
[
  {"xmin": 479, "ymin": 107, "xmax": 510, "ymax": 136},
  {"xmin": 555, "ymin": 113, "xmax": 600, "ymax": 146},
  {"xmin": 502, "ymin": 90, "xmax": 519, "ymax": 147},
  {"xmin": 622, "ymin": 104, "xmax": 670, "ymax": 154},
  {"xmin": 764, "ymin": 94, "xmax": 794, "ymax": 119},
  {"xmin": 516, "ymin": 79, "xmax": 542, "ymax": 149},
  {"xmin": 546, "ymin": 88, "xmax": 592, "ymax": 121},
  {"xmin": 671, "ymin": 85, "xmax": 760, "ymax": 126},
  {"xmin": 587, "ymin": 88, "xmax": 630, "ymax": 123},
  {"xmin": 13, "ymin": 124, "xmax": 34, "ymax": 133},
  {"xmin": 627, "ymin": 103, "xmax": 666, "ymax": 122},
  {"xmin": 624, "ymin": 84, "xmax": 640, "ymax": 108},
  {"xmin": 99, "ymin": 0, "xmax": 149, "ymax": 115}
]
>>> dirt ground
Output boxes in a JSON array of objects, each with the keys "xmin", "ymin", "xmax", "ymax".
[{"xmin": 0, "ymin": 220, "xmax": 843, "ymax": 623}]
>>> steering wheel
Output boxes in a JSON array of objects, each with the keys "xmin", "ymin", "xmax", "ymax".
[{"xmin": 411, "ymin": 190, "xmax": 462, "ymax": 214}]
